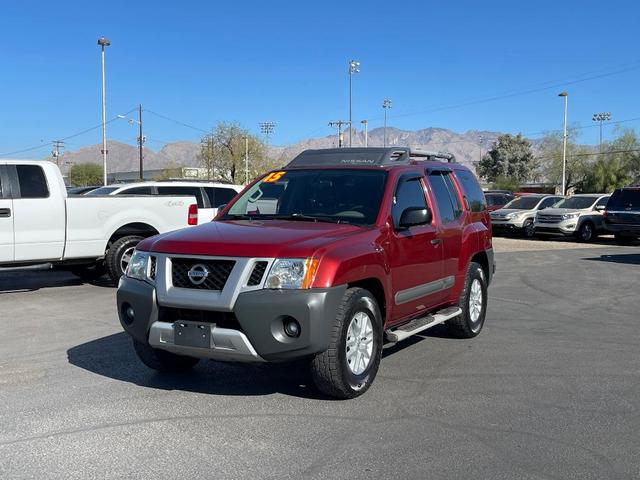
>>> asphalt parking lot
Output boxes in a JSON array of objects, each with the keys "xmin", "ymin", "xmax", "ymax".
[{"xmin": 1, "ymin": 237, "xmax": 639, "ymax": 479}]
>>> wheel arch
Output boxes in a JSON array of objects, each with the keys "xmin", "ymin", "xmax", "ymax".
[
  {"xmin": 107, "ymin": 222, "xmax": 159, "ymax": 247},
  {"xmin": 346, "ymin": 277, "xmax": 387, "ymax": 325}
]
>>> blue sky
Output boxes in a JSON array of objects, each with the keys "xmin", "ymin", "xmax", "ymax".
[{"xmin": 1, "ymin": 0, "xmax": 639, "ymax": 157}]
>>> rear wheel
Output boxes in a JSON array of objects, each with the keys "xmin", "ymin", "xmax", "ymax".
[
  {"xmin": 133, "ymin": 339, "xmax": 200, "ymax": 372},
  {"xmin": 105, "ymin": 235, "xmax": 144, "ymax": 283},
  {"xmin": 447, "ymin": 262, "xmax": 488, "ymax": 338},
  {"xmin": 310, "ymin": 287, "xmax": 383, "ymax": 399}
]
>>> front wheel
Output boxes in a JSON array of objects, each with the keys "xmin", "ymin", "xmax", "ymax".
[
  {"xmin": 522, "ymin": 219, "xmax": 535, "ymax": 238},
  {"xmin": 310, "ymin": 287, "xmax": 383, "ymax": 399},
  {"xmin": 576, "ymin": 222, "xmax": 595, "ymax": 242},
  {"xmin": 446, "ymin": 262, "xmax": 488, "ymax": 338},
  {"xmin": 133, "ymin": 339, "xmax": 200, "ymax": 372}
]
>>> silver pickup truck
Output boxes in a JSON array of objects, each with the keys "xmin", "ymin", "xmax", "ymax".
[{"xmin": 534, "ymin": 194, "xmax": 610, "ymax": 242}]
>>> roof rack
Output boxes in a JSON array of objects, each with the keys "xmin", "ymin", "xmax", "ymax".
[{"xmin": 285, "ymin": 147, "xmax": 456, "ymax": 168}]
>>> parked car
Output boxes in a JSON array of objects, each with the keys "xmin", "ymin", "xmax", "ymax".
[
  {"xmin": 88, "ymin": 181, "xmax": 243, "ymax": 223},
  {"xmin": 117, "ymin": 147, "xmax": 495, "ymax": 399},
  {"xmin": 534, "ymin": 194, "xmax": 610, "ymax": 242},
  {"xmin": 485, "ymin": 192, "xmax": 513, "ymax": 212},
  {"xmin": 490, "ymin": 194, "xmax": 564, "ymax": 237},
  {"xmin": 67, "ymin": 185, "xmax": 99, "ymax": 195},
  {"xmin": 0, "ymin": 160, "xmax": 198, "ymax": 283},
  {"xmin": 604, "ymin": 187, "xmax": 640, "ymax": 245}
]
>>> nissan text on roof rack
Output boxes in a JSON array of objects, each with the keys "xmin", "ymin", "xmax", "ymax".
[
  {"xmin": 117, "ymin": 147, "xmax": 495, "ymax": 399},
  {"xmin": 0, "ymin": 160, "xmax": 200, "ymax": 283}
]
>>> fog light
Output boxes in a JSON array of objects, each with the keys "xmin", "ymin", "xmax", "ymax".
[
  {"xmin": 283, "ymin": 318, "xmax": 301, "ymax": 338},
  {"xmin": 121, "ymin": 303, "xmax": 135, "ymax": 325}
]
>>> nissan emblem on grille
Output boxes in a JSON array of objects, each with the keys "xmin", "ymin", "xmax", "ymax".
[{"xmin": 187, "ymin": 264, "xmax": 210, "ymax": 285}]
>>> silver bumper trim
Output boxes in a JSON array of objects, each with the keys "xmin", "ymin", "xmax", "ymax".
[{"xmin": 148, "ymin": 321, "xmax": 265, "ymax": 363}]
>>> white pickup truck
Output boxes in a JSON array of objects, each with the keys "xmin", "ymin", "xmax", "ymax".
[{"xmin": 0, "ymin": 160, "xmax": 198, "ymax": 282}]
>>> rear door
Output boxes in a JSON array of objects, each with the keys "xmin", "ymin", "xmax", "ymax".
[
  {"xmin": 11, "ymin": 164, "xmax": 66, "ymax": 261},
  {"xmin": 157, "ymin": 186, "xmax": 210, "ymax": 223},
  {"xmin": 0, "ymin": 165, "xmax": 15, "ymax": 262},
  {"xmin": 387, "ymin": 173, "xmax": 444, "ymax": 320},
  {"xmin": 606, "ymin": 189, "xmax": 640, "ymax": 225}
]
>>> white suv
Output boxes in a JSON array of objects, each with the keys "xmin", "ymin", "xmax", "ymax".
[
  {"xmin": 534, "ymin": 194, "xmax": 610, "ymax": 242},
  {"xmin": 88, "ymin": 181, "xmax": 243, "ymax": 223}
]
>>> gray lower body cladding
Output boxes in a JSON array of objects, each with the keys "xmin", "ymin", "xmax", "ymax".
[{"xmin": 117, "ymin": 277, "xmax": 347, "ymax": 362}]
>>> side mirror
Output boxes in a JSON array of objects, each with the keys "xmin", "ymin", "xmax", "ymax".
[
  {"xmin": 398, "ymin": 207, "xmax": 432, "ymax": 229},
  {"xmin": 595, "ymin": 205, "xmax": 605, "ymax": 212}
]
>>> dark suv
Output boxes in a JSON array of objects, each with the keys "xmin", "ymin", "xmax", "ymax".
[{"xmin": 604, "ymin": 187, "xmax": 640, "ymax": 245}]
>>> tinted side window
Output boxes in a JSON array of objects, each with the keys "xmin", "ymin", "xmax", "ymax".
[
  {"xmin": 392, "ymin": 178, "xmax": 427, "ymax": 227},
  {"xmin": 595, "ymin": 197, "xmax": 609, "ymax": 209},
  {"xmin": 120, "ymin": 186, "xmax": 153, "ymax": 195},
  {"xmin": 16, "ymin": 165, "xmax": 49, "ymax": 198},
  {"xmin": 157, "ymin": 186, "xmax": 205, "ymax": 208},
  {"xmin": 443, "ymin": 173, "xmax": 463, "ymax": 219},
  {"xmin": 455, "ymin": 170, "xmax": 487, "ymax": 212},
  {"xmin": 214, "ymin": 187, "xmax": 237, "ymax": 207},
  {"xmin": 428, "ymin": 173, "xmax": 456, "ymax": 223},
  {"xmin": 608, "ymin": 189, "xmax": 640, "ymax": 210}
]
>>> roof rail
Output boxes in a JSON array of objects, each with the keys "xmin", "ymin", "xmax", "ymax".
[{"xmin": 285, "ymin": 147, "xmax": 455, "ymax": 168}]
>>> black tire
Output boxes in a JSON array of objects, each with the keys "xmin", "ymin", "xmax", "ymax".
[
  {"xmin": 133, "ymin": 339, "xmax": 200, "ymax": 372},
  {"xmin": 105, "ymin": 235, "xmax": 144, "ymax": 283},
  {"xmin": 615, "ymin": 233, "xmax": 635, "ymax": 246},
  {"xmin": 70, "ymin": 262, "xmax": 107, "ymax": 281},
  {"xmin": 310, "ymin": 287, "xmax": 383, "ymax": 399},
  {"xmin": 576, "ymin": 221, "xmax": 595, "ymax": 243},
  {"xmin": 522, "ymin": 219, "xmax": 535, "ymax": 238},
  {"xmin": 446, "ymin": 261, "xmax": 488, "ymax": 339}
]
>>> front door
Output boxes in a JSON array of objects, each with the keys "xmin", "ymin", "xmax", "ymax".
[
  {"xmin": 0, "ymin": 166, "xmax": 14, "ymax": 262},
  {"xmin": 387, "ymin": 174, "xmax": 444, "ymax": 321}
]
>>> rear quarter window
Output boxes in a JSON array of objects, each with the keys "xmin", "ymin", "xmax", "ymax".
[
  {"xmin": 454, "ymin": 170, "xmax": 487, "ymax": 212},
  {"xmin": 157, "ymin": 186, "xmax": 205, "ymax": 208},
  {"xmin": 608, "ymin": 189, "xmax": 640, "ymax": 210},
  {"xmin": 16, "ymin": 165, "xmax": 49, "ymax": 198}
]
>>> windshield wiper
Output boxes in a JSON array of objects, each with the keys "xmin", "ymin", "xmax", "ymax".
[
  {"xmin": 221, "ymin": 213, "xmax": 255, "ymax": 220},
  {"xmin": 273, "ymin": 213, "xmax": 345, "ymax": 224}
]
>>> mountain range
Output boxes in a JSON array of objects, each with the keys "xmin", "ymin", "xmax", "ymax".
[{"xmin": 51, "ymin": 127, "xmax": 532, "ymax": 173}]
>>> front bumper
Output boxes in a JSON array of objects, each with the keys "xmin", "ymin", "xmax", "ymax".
[
  {"xmin": 117, "ymin": 277, "xmax": 347, "ymax": 363},
  {"xmin": 490, "ymin": 219, "xmax": 525, "ymax": 232},
  {"xmin": 533, "ymin": 220, "xmax": 577, "ymax": 236}
]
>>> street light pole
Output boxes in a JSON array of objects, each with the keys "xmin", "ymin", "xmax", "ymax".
[
  {"xmin": 138, "ymin": 104, "xmax": 144, "ymax": 180},
  {"xmin": 98, "ymin": 37, "xmax": 111, "ymax": 186},
  {"xmin": 348, "ymin": 60, "xmax": 360, "ymax": 147},
  {"xmin": 558, "ymin": 91, "xmax": 568, "ymax": 195},
  {"xmin": 361, "ymin": 120, "xmax": 368, "ymax": 147},
  {"xmin": 592, "ymin": 112, "xmax": 611, "ymax": 153},
  {"xmin": 382, "ymin": 98, "xmax": 392, "ymax": 147},
  {"xmin": 244, "ymin": 136, "xmax": 249, "ymax": 185}
]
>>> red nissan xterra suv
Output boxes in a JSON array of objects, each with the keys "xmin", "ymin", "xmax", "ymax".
[{"xmin": 117, "ymin": 147, "xmax": 495, "ymax": 399}]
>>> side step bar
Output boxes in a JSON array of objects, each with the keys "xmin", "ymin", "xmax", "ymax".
[{"xmin": 385, "ymin": 306, "xmax": 462, "ymax": 343}]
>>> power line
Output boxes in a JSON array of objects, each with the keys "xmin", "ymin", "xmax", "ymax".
[{"xmin": 144, "ymin": 109, "xmax": 210, "ymax": 134}]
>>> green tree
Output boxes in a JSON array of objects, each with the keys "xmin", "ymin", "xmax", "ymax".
[
  {"xmin": 198, "ymin": 122, "xmax": 277, "ymax": 184},
  {"xmin": 580, "ymin": 157, "xmax": 631, "ymax": 193},
  {"xmin": 69, "ymin": 163, "xmax": 103, "ymax": 186},
  {"xmin": 607, "ymin": 127, "xmax": 640, "ymax": 183},
  {"xmin": 477, "ymin": 134, "xmax": 536, "ymax": 184},
  {"xmin": 538, "ymin": 128, "xmax": 592, "ymax": 193}
]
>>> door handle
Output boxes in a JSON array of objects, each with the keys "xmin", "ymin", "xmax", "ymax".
[
  {"xmin": 430, "ymin": 238, "xmax": 441, "ymax": 245},
  {"xmin": 0, "ymin": 208, "xmax": 10, "ymax": 218}
]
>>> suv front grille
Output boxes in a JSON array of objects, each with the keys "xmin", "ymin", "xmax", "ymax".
[
  {"xmin": 171, "ymin": 258, "xmax": 235, "ymax": 290},
  {"xmin": 537, "ymin": 214, "xmax": 564, "ymax": 223},
  {"xmin": 247, "ymin": 261, "xmax": 268, "ymax": 286},
  {"xmin": 149, "ymin": 256, "xmax": 157, "ymax": 280}
]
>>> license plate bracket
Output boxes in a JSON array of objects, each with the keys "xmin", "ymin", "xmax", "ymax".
[{"xmin": 174, "ymin": 321, "xmax": 211, "ymax": 348}]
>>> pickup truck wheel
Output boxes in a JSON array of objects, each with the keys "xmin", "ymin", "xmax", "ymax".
[
  {"xmin": 576, "ymin": 221, "xmax": 595, "ymax": 242},
  {"xmin": 310, "ymin": 287, "xmax": 383, "ymax": 399},
  {"xmin": 522, "ymin": 219, "xmax": 535, "ymax": 238},
  {"xmin": 447, "ymin": 262, "xmax": 487, "ymax": 339},
  {"xmin": 133, "ymin": 339, "xmax": 200, "ymax": 372},
  {"xmin": 70, "ymin": 262, "xmax": 106, "ymax": 281},
  {"xmin": 105, "ymin": 235, "xmax": 144, "ymax": 283}
]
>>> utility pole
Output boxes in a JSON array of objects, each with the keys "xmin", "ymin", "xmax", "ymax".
[
  {"xmin": 259, "ymin": 121, "xmax": 277, "ymax": 145},
  {"xmin": 137, "ymin": 104, "xmax": 144, "ymax": 180},
  {"xmin": 244, "ymin": 136, "xmax": 249, "ymax": 185},
  {"xmin": 558, "ymin": 91, "xmax": 568, "ymax": 196},
  {"xmin": 478, "ymin": 135, "xmax": 484, "ymax": 165},
  {"xmin": 592, "ymin": 112, "xmax": 611, "ymax": 153},
  {"xmin": 97, "ymin": 37, "xmax": 111, "ymax": 186},
  {"xmin": 348, "ymin": 60, "xmax": 360, "ymax": 147},
  {"xmin": 51, "ymin": 140, "xmax": 65, "ymax": 167},
  {"xmin": 210, "ymin": 129, "xmax": 215, "ymax": 180},
  {"xmin": 328, "ymin": 120, "xmax": 349, "ymax": 148},
  {"xmin": 361, "ymin": 120, "xmax": 369, "ymax": 147},
  {"xmin": 382, "ymin": 98, "xmax": 392, "ymax": 147}
]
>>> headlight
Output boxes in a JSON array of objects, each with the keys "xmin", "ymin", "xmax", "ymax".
[
  {"xmin": 562, "ymin": 213, "xmax": 580, "ymax": 220},
  {"xmin": 126, "ymin": 251, "xmax": 150, "ymax": 281},
  {"xmin": 265, "ymin": 258, "xmax": 319, "ymax": 289}
]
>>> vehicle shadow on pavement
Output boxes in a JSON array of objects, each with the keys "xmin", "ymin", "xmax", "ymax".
[
  {"xmin": 0, "ymin": 271, "xmax": 114, "ymax": 294},
  {"xmin": 66, "ymin": 332, "xmax": 329, "ymax": 400},
  {"xmin": 582, "ymin": 252, "xmax": 640, "ymax": 265},
  {"xmin": 382, "ymin": 324, "xmax": 453, "ymax": 359}
]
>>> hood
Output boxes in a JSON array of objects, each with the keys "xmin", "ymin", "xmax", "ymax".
[
  {"xmin": 490, "ymin": 208, "xmax": 532, "ymax": 217},
  {"xmin": 536, "ymin": 207, "xmax": 588, "ymax": 215},
  {"xmin": 139, "ymin": 220, "xmax": 366, "ymax": 258}
]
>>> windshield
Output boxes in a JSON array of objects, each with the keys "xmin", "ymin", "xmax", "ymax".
[
  {"xmin": 86, "ymin": 186, "xmax": 119, "ymax": 195},
  {"xmin": 553, "ymin": 196, "xmax": 599, "ymax": 209},
  {"xmin": 223, "ymin": 169, "xmax": 387, "ymax": 225},
  {"xmin": 503, "ymin": 196, "xmax": 543, "ymax": 210}
]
